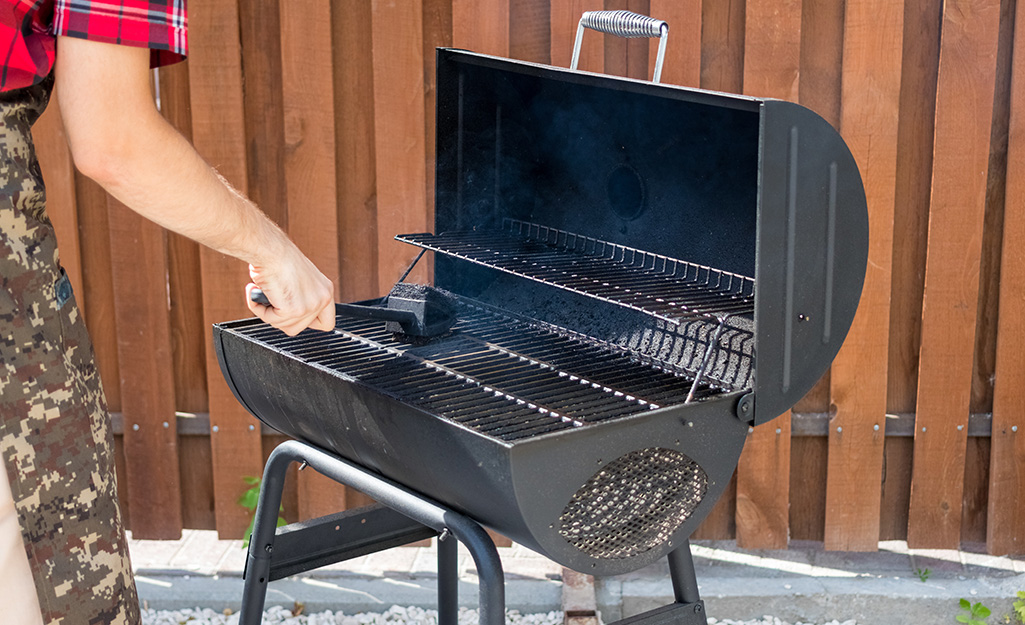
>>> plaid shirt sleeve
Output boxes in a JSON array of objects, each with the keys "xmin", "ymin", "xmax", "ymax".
[{"xmin": 52, "ymin": 0, "xmax": 187, "ymax": 68}]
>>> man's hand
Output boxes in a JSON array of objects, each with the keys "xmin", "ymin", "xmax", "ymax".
[
  {"xmin": 55, "ymin": 35, "xmax": 335, "ymax": 336},
  {"xmin": 246, "ymin": 249, "xmax": 335, "ymax": 336}
]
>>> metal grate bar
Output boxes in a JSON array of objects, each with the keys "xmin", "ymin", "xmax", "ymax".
[
  {"xmin": 227, "ymin": 292, "xmax": 744, "ymax": 443},
  {"xmin": 396, "ymin": 220, "xmax": 755, "ymax": 325}
]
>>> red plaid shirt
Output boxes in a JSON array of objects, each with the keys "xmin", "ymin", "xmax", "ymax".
[{"xmin": 1, "ymin": 0, "xmax": 186, "ymax": 92}]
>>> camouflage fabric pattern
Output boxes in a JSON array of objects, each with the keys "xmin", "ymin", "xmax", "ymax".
[{"xmin": 0, "ymin": 75, "xmax": 140, "ymax": 624}]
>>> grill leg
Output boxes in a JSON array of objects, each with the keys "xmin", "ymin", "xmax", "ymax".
[
  {"xmin": 239, "ymin": 444, "xmax": 294, "ymax": 625},
  {"xmin": 437, "ymin": 533, "xmax": 458, "ymax": 625},
  {"xmin": 667, "ymin": 541, "xmax": 701, "ymax": 605}
]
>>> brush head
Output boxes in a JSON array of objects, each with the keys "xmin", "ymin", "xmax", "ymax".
[{"xmin": 384, "ymin": 283, "xmax": 459, "ymax": 339}]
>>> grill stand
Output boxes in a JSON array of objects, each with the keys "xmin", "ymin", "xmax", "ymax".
[{"xmin": 238, "ymin": 440, "xmax": 707, "ymax": 625}]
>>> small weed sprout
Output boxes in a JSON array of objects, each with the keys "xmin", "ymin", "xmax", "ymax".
[
  {"xmin": 914, "ymin": 566, "xmax": 932, "ymax": 582},
  {"xmin": 957, "ymin": 598, "xmax": 992, "ymax": 625}
]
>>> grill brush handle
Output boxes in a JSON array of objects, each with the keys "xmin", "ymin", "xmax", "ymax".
[
  {"xmin": 249, "ymin": 288, "xmax": 418, "ymax": 326},
  {"xmin": 570, "ymin": 10, "xmax": 669, "ymax": 83}
]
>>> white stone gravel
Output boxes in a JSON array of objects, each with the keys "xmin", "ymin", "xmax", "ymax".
[
  {"xmin": 140, "ymin": 606, "xmax": 564, "ymax": 625},
  {"xmin": 140, "ymin": 607, "xmax": 859, "ymax": 625}
]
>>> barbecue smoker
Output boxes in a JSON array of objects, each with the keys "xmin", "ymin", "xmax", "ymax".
[{"xmin": 215, "ymin": 12, "xmax": 868, "ymax": 625}]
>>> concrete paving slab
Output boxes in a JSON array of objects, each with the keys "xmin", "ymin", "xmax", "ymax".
[{"xmin": 128, "ymin": 533, "xmax": 1025, "ymax": 625}]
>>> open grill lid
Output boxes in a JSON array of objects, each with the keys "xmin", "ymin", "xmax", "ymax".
[{"xmin": 427, "ymin": 49, "xmax": 868, "ymax": 425}]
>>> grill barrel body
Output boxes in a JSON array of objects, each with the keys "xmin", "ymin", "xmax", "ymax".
[
  {"xmin": 215, "ymin": 318, "xmax": 748, "ymax": 577},
  {"xmin": 214, "ymin": 49, "xmax": 868, "ymax": 577}
]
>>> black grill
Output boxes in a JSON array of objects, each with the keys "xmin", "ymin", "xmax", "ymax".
[{"xmin": 215, "ymin": 47, "xmax": 868, "ymax": 580}]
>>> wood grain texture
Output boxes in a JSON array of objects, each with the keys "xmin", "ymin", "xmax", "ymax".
[
  {"xmin": 649, "ymin": 0, "xmax": 700, "ymax": 87},
  {"xmin": 879, "ymin": 437, "xmax": 912, "ymax": 541},
  {"xmin": 371, "ymin": 0, "xmax": 430, "ymax": 293},
  {"xmin": 334, "ymin": 0, "xmax": 380, "ymax": 301},
  {"xmin": 907, "ymin": 0, "xmax": 1001, "ymax": 549},
  {"xmin": 74, "ymin": 173, "xmax": 122, "ymax": 411},
  {"xmin": 700, "ymin": 0, "xmax": 744, "ymax": 93},
  {"xmin": 425, "ymin": 0, "xmax": 454, "ymax": 275},
  {"xmin": 790, "ymin": 436, "xmax": 826, "ymax": 542},
  {"xmin": 824, "ymin": 0, "xmax": 903, "ymax": 551},
  {"xmin": 158, "ymin": 62, "xmax": 209, "ymax": 415},
  {"xmin": 280, "ymin": 0, "xmax": 346, "ymax": 519},
  {"xmin": 987, "ymin": 0, "xmax": 1025, "ymax": 555},
  {"xmin": 239, "ymin": 0, "xmax": 287, "ymax": 229},
  {"xmin": 32, "ymin": 95, "xmax": 84, "ymax": 306},
  {"xmin": 734, "ymin": 0, "xmax": 801, "ymax": 550},
  {"xmin": 108, "ymin": 198, "xmax": 183, "ymax": 538},
  {"xmin": 510, "ymin": 0, "xmax": 551, "ymax": 63},
  {"xmin": 887, "ymin": 0, "xmax": 942, "ymax": 415},
  {"xmin": 552, "ymin": 0, "xmax": 605, "ymax": 73},
  {"xmin": 179, "ymin": 435, "xmax": 216, "ymax": 530},
  {"xmin": 971, "ymin": 0, "xmax": 1015, "ymax": 416},
  {"xmin": 189, "ymin": 0, "xmax": 265, "ymax": 538},
  {"xmin": 453, "ymin": 0, "xmax": 509, "ymax": 56}
]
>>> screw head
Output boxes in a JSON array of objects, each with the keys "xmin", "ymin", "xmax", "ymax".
[
  {"xmin": 249, "ymin": 424, "xmax": 256, "ymax": 432},
  {"xmin": 212, "ymin": 425, "xmax": 219, "ymax": 433},
  {"xmin": 162, "ymin": 421, "xmax": 170, "ymax": 428},
  {"xmin": 132, "ymin": 424, "xmax": 140, "ymax": 431},
  {"xmin": 873, "ymin": 424, "xmax": 880, "ymax": 431},
  {"xmin": 1013, "ymin": 426, "xmax": 1019, "ymax": 433},
  {"xmin": 957, "ymin": 424, "xmax": 964, "ymax": 431},
  {"xmin": 837, "ymin": 426, "xmax": 843, "ymax": 433}
]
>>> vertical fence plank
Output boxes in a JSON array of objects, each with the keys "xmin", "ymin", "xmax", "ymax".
[
  {"xmin": 824, "ymin": 0, "xmax": 902, "ymax": 551},
  {"xmin": 552, "ymin": 0, "xmax": 604, "ymax": 72},
  {"xmin": 700, "ymin": 0, "xmax": 744, "ymax": 93},
  {"xmin": 453, "ymin": 0, "xmax": 510, "ymax": 56},
  {"xmin": 510, "ymin": 0, "xmax": 551, "ymax": 64},
  {"xmin": 159, "ymin": 64, "xmax": 209, "ymax": 417},
  {"xmin": 32, "ymin": 97, "xmax": 84, "ymax": 304},
  {"xmin": 888, "ymin": 2, "xmax": 942, "ymax": 416},
  {"xmin": 189, "ymin": 0, "xmax": 265, "ymax": 537},
  {"xmin": 425, "ymin": 0, "xmax": 454, "ymax": 253},
  {"xmin": 372, "ymin": 0, "xmax": 430, "ymax": 292},
  {"xmin": 972, "ymin": 0, "xmax": 1016, "ymax": 416},
  {"xmin": 907, "ymin": 0, "xmax": 1001, "ymax": 549},
  {"xmin": 74, "ymin": 174, "xmax": 122, "ymax": 411},
  {"xmin": 280, "ymin": 0, "xmax": 346, "ymax": 521},
  {"xmin": 335, "ymin": 0, "xmax": 379, "ymax": 301},
  {"xmin": 239, "ymin": 0, "xmax": 287, "ymax": 229},
  {"xmin": 988, "ymin": 0, "xmax": 1025, "ymax": 556},
  {"xmin": 649, "ymin": 0, "xmax": 700, "ymax": 87},
  {"xmin": 733, "ymin": 0, "xmax": 800, "ymax": 550},
  {"xmin": 108, "ymin": 200, "xmax": 183, "ymax": 538}
]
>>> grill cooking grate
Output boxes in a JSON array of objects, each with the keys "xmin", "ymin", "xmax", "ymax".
[
  {"xmin": 559, "ymin": 447, "xmax": 708, "ymax": 559},
  {"xmin": 396, "ymin": 219, "xmax": 755, "ymax": 326},
  {"xmin": 226, "ymin": 299, "xmax": 742, "ymax": 442}
]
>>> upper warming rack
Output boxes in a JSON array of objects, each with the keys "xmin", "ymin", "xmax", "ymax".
[{"xmin": 396, "ymin": 219, "xmax": 755, "ymax": 326}]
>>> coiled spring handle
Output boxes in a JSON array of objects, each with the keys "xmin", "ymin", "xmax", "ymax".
[{"xmin": 570, "ymin": 10, "xmax": 669, "ymax": 83}]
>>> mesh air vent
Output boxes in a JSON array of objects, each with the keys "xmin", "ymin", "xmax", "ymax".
[{"xmin": 558, "ymin": 447, "xmax": 707, "ymax": 560}]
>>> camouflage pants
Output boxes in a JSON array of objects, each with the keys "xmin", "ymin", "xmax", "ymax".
[{"xmin": 0, "ymin": 76, "xmax": 140, "ymax": 624}]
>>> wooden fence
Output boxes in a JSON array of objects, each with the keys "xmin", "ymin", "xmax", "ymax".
[{"xmin": 28, "ymin": 0, "xmax": 1024, "ymax": 555}]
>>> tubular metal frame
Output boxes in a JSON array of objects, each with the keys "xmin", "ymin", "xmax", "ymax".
[
  {"xmin": 239, "ymin": 439, "xmax": 708, "ymax": 625},
  {"xmin": 239, "ymin": 440, "xmax": 505, "ymax": 625}
]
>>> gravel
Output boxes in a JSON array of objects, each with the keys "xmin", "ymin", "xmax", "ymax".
[
  {"xmin": 140, "ymin": 606, "xmax": 563, "ymax": 625},
  {"xmin": 140, "ymin": 607, "xmax": 859, "ymax": 625}
]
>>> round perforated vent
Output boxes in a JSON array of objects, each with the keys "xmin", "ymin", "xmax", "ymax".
[{"xmin": 558, "ymin": 447, "xmax": 708, "ymax": 560}]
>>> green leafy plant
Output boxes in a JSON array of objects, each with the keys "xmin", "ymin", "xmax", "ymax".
[
  {"xmin": 1013, "ymin": 591, "xmax": 1025, "ymax": 624},
  {"xmin": 958, "ymin": 598, "xmax": 992, "ymax": 625},
  {"xmin": 238, "ymin": 475, "xmax": 286, "ymax": 549},
  {"xmin": 914, "ymin": 566, "xmax": 932, "ymax": 582}
]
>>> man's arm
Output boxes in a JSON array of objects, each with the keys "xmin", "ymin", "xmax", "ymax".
[{"xmin": 54, "ymin": 36, "xmax": 334, "ymax": 336}]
